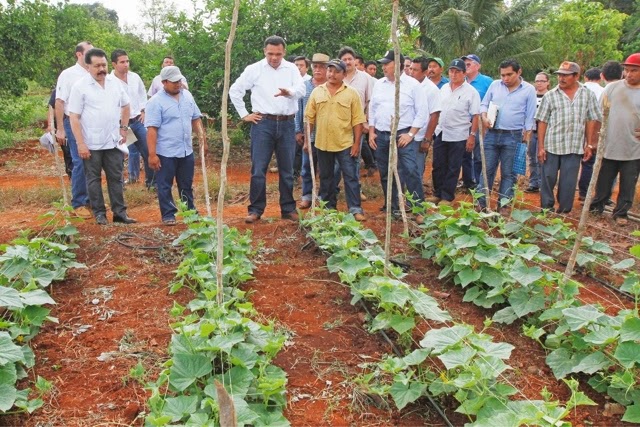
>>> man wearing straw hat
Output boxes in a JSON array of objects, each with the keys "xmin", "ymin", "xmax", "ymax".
[
  {"xmin": 536, "ymin": 61, "xmax": 601, "ymax": 214},
  {"xmin": 589, "ymin": 53, "xmax": 640, "ymax": 226},
  {"xmin": 145, "ymin": 65, "xmax": 205, "ymax": 226}
]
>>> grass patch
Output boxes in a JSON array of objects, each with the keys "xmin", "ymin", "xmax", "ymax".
[{"xmin": 0, "ymin": 186, "xmax": 64, "ymax": 211}]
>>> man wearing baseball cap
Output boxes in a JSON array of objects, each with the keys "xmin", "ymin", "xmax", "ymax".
[
  {"xmin": 429, "ymin": 59, "xmax": 481, "ymax": 205},
  {"xmin": 426, "ymin": 57, "xmax": 449, "ymax": 89},
  {"xmin": 295, "ymin": 53, "xmax": 329, "ymax": 209},
  {"xmin": 368, "ymin": 50, "xmax": 430, "ymax": 220},
  {"xmin": 589, "ymin": 53, "xmax": 640, "ymax": 225},
  {"xmin": 304, "ymin": 59, "xmax": 367, "ymax": 220},
  {"xmin": 536, "ymin": 61, "xmax": 601, "ymax": 214}
]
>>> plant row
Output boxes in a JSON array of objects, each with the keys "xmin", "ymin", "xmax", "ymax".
[
  {"xmin": 411, "ymin": 200, "xmax": 640, "ymax": 423},
  {"xmin": 302, "ymin": 210, "xmax": 586, "ymax": 426},
  {"xmin": 144, "ymin": 212, "xmax": 289, "ymax": 426},
  {"xmin": 0, "ymin": 224, "xmax": 82, "ymax": 414}
]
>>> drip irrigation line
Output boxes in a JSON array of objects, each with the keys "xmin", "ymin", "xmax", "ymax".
[{"xmin": 115, "ymin": 232, "xmax": 166, "ymax": 250}]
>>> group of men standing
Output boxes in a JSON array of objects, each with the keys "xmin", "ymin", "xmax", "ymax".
[
  {"xmin": 53, "ymin": 42, "xmax": 203, "ymax": 225},
  {"xmin": 230, "ymin": 35, "xmax": 639, "ymax": 226}
]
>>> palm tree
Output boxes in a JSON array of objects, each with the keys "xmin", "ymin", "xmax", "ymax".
[{"xmin": 401, "ymin": 0, "xmax": 554, "ymax": 77}]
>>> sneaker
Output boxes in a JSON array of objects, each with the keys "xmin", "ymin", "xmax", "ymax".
[
  {"xmin": 74, "ymin": 206, "xmax": 93, "ymax": 219},
  {"xmin": 615, "ymin": 217, "xmax": 629, "ymax": 226},
  {"xmin": 353, "ymin": 213, "xmax": 366, "ymax": 221}
]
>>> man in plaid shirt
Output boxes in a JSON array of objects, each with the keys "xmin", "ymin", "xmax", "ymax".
[{"xmin": 536, "ymin": 61, "xmax": 601, "ymax": 213}]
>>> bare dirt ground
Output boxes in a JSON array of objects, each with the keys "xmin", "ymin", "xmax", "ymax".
[{"xmin": 0, "ymin": 139, "xmax": 638, "ymax": 426}]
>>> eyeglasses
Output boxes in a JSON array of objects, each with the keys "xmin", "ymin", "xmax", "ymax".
[{"xmin": 534, "ymin": 80, "xmax": 549, "ymax": 83}]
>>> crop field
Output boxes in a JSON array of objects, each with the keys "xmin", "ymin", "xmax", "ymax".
[{"xmin": 1, "ymin": 139, "xmax": 639, "ymax": 426}]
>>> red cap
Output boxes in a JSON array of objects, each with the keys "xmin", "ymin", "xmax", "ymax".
[{"xmin": 623, "ymin": 53, "xmax": 640, "ymax": 67}]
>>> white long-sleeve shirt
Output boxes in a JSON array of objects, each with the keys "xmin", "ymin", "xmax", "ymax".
[
  {"xmin": 368, "ymin": 73, "xmax": 430, "ymax": 132},
  {"xmin": 229, "ymin": 58, "xmax": 305, "ymax": 118},
  {"xmin": 111, "ymin": 70, "xmax": 147, "ymax": 118}
]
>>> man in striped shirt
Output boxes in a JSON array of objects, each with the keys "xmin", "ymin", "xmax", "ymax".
[{"xmin": 536, "ymin": 61, "xmax": 601, "ymax": 213}]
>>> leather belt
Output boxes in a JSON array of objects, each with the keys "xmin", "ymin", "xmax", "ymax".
[
  {"xmin": 488, "ymin": 128, "xmax": 522, "ymax": 135},
  {"xmin": 263, "ymin": 114, "xmax": 295, "ymax": 121}
]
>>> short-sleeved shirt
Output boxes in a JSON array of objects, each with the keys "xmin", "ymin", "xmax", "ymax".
[
  {"xmin": 148, "ymin": 74, "xmax": 188, "ymax": 97},
  {"xmin": 111, "ymin": 70, "xmax": 147, "ymax": 117},
  {"xmin": 467, "ymin": 73, "xmax": 493, "ymax": 101},
  {"xmin": 56, "ymin": 63, "xmax": 89, "ymax": 115},
  {"xmin": 437, "ymin": 81, "xmax": 481, "ymax": 141},
  {"xmin": 369, "ymin": 73, "xmax": 430, "ymax": 132},
  {"xmin": 601, "ymin": 80, "xmax": 640, "ymax": 160},
  {"xmin": 535, "ymin": 84, "xmax": 602, "ymax": 155},
  {"xmin": 67, "ymin": 74, "xmax": 130, "ymax": 151},
  {"xmin": 415, "ymin": 78, "xmax": 442, "ymax": 141},
  {"xmin": 344, "ymin": 69, "xmax": 373, "ymax": 113},
  {"xmin": 432, "ymin": 76, "xmax": 449, "ymax": 89},
  {"xmin": 304, "ymin": 83, "xmax": 365, "ymax": 152},
  {"xmin": 145, "ymin": 89, "xmax": 202, "ymax": 158}
]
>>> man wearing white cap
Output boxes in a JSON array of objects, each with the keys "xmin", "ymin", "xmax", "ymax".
[
  {"xmin": 536, "ymin": 61, "xmax": 601, "ymax": 213},
  {"xmin": 145, "ymin": 65, "xmax": 205, "ymax": 225}
]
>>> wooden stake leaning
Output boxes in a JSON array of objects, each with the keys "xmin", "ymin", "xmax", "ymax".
[
  {"xmin": 304, "ymin": 121, "xmax": 318, "ymax": 213},
  {"xmin": 564, "ymin": 99, "xmax": 610, "ymax": 281},
  {"xmin": 477, "ymin": 120, "xmax": 491, "ymax": 211},
  {"xmin": 216, "ymin": 0, "xmax": 240, "ymax": 310},
  {"xmin": 48, "ymin": 108, "xmax": 70, "ymax": 220},
  {"xmin": 196, "ymin": 119, "xmax": 212, "ymax": 218}
]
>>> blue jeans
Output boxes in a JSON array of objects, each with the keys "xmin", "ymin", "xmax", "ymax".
[
  {"xmin": 249, "ymin": 117, "xmax": 296, "ymax": 216},
  {"xmin": 317, "ymin": 147, "xmax": 362, "ymax": 214},
  {"xmin": 477, "ymin": 130, "xmax": 519, "ymax": 208},
  {"xmin": 432, "ymin": 134, "xmax": 466, "ymax": 201},
  {"xmin": 63, "ymin": 116, "xmax": 89, "ymax": 208},
  {"xmin": 156, "ymin": 154, "xmax": 195, "ymax": 221},
  {"xmin": 528, "ymin": 132, "xmax": 541, "ymax": 188},
  {"xmin": 129, "ymin": 118, "xmax": 155, "ymax": 188},
  {"xmin": 128, "ymin": 144, "xmax": 140, "ymax": 182},
  {"xmin": 300, "ymin": 139, "xmax": 317, "ymax": 202},
  {"xmin": 374, "ymin": 129, "xmax": 423, "ymax": 211}
]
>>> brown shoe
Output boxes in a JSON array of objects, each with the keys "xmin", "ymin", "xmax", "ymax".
[
  {"xmin": 74, "ymin": 206, "xmax": 93, "ymax": 219},
  {"xmin": 360, "ymin": 192, "xmax": 368, "ymax": 201},
  {"xmin": 615, "ymin": 217, "xmax": 629, "ymax": 226},
  {"xmin": 282, "ymin": 211, "xmax": 299, "ymax": 221},
  {"xmin": 245, "ymin": 213, "xmax": 260, "ymax": 224},
  {"xmin": 415, "ymin": 214, "xmax": 425, "ymax": 224},
  {"xmin": 499, "ymin": 207, "xmax": 510, "ymax": 216},
  {"xmin": 425, "ymin": 196, "xmax": 441, "ymax": 204},
  {"xmin": 353, "ymin": 213, "xmax": 366, "ymax": 221},
  {"xmin": 298, "ymin": 200, "xmax": 311, "ymax": 209},
  {"xmin": 439, "ymin": 200, "xmax": 453, "ymax": 206}
]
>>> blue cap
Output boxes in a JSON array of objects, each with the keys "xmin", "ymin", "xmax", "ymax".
[
  {"xmin": 449, "ymin": 59, "xmax": 466, "ymax": 72},
  {"xmin": 462, "ymin": 54, "xmax": 481, "ymax": 64},
  {"xmin": 327, "ymin": 59, "xmax": 346, "ymax": 72}
]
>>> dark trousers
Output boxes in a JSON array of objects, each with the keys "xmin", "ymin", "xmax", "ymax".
[
  {"xmin": 432, "ymin": 133, "xmax": 467, "ymax": 202},
  {"xmin": 83, "ymin": 148, "xmax": 127, "ymax": 218},
  {"xmin": 361, "ymin": 136, "xmax": 376, "ymax": 169},
  {"xmin": 578, "ymin": 155, "xmax": 595, "ymax": 198},
  {"xmin": 156, "ymin": 153, "xmax": 195, "ymax": 221},
  {"xmin": 130, "ymin": 117, "xmax": 155, "ymax": 188},
  {"xmin": 317, "ymin": 147, "xmax": 363, "ymax": 214},
  {"xmin": 248, "ymin": 117, "xmax": 296, "ymax": 216},
  {"xmin": 540, "ymin": 152, "xmax": 581, "ymax": 213},
  {"xmin": 590, "ymin": 158, "xmax": 640, "ymax": 219}
]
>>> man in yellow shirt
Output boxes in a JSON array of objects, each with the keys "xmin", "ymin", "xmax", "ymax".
[{"xmin": 305, "ymin": 59, "xmax": 367, "ymax": 220}]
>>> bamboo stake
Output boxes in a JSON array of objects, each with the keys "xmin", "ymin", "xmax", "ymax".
[
  {"xmin": 564, "ymin": 99, "xmax": 610, "ymax": 281},
  {"xmin": 478, "ymin": 120, "xmax": 491, "ymax": 211},
  {"xmin": 216, "ymin": 0, "xmax": 240, "ymax": 309},
  {"xmin": 49, "ymin": 107, "xmax": 70, "ymax": 220},
  {"xmin": 305, "ymin": 121, "xmax": 318, "ymax": 213},
  {"xmin": 196, "ymin": 119, "xmax": 211, "ymax": 217}
]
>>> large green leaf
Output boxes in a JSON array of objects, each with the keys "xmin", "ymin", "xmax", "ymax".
[
  {"xmin": 0, "ymin": 332, "xmax": 25, "ymax": 365},
  {"xmin": 508, "ymin": 262, "xmax": 543, "ymax": 286},
  {"xmin": 508, "ymin": 288, "xmax": 545, "ymax": 318},
  {"xmin": 389, "ymin": 380, "xmax": 427, "ymax": 410},
  {"xmin": 473, "ymin": 248, "xmax": 506, "ymax": 265},
  {"xmin": 161, "ymin": 395, "xmax": 199, "ymax": 422},
  {"xmin": 620, "ymin": 317, "xmax": 640, "ymax": 342},
  {"xmin": 0, "ymin": 287, "xmax": 22, "ymax": 308},
  {"xmin": 622, "ymin": 404, "xmax": 640, "ymax": 423},
  {"xmin": 420, "ymin": 325, "xmax": 473, "ymax": 353},
  {"xmin": 570, "ymin": 351, "xmax": 612, "ymax": 374},
  {"xmin": 379, "ymin": 284, "xmax": 411, "ymax": 307},
  {"xmin": 19, "ymin": 289, "xmax": 55, "ymax": 306},
  {"xmin": 409, "ymin": 291, "xmax": 451, "ymax": 322},
  {"xmin": 562, "ymin": 305, "xmax": 604, "ymax": 331},
  {"xmin": 453, "ymin": 235, "xmax": 480, "ymax": 248},
  {"xmin": 438, "ymin": 346, "xmax": 477, "ymax": 370},
  {"xmin": 546, "ymin": 348, "xmax": 578, "ymax": 379},
  {"xmin": 0, "ymin": 383, "xmax": 17, "ymax": 411},
  {"xmin": 169, "ymin": 353, "xmax": 213, "ymax": 392},
  {"xmin": 614, "ymin": 342, "xmax": 640, "ymax": 368},
  {"xmin": 457, "ymin": 267, "xmax": 482, "ymax": 287},
  {"xmin": 388, "ymin": 314, "xmax": 416, "ymax": 335},
  {"xmin": 583, "ymin": 325, "xmax": 619, "ymax": 345}
]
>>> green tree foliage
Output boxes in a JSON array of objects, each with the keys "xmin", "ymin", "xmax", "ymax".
[
  {"xmin": 400, "ymin": 0, "xmax": 550, "ymax": 78},
  {"xmin": 165, "ymin": 0, "xmax": 393, "ymax": 117},
  {"xmin": 621, "ymin": 0, "xmax": 640, "ymax": 55},
  {"xmin": 540, "ymin": 0, "xmax": 627, "ymax": 69}
]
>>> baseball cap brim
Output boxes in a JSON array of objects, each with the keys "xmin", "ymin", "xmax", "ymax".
[{"xmin": 553, "ymin": 70, "xmax": 575, "ymax": 75}]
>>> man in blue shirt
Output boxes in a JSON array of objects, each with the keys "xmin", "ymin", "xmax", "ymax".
[
  {"xmin": 461, "ymin": 54, "xmax": 493, "ymax": 189},
  {"xmin": 145, "ymin": 66, "xmax": 205, "ymax": 225},
  {"xmin": 426, "ymin": 57, "xmax": 449, "ymax": 89},
  {"xmin": 477, "ymin": 59, "xmax": 537, "ymax": 213}
]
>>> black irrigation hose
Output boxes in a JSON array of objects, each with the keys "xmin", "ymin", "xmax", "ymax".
[
  {"xmin": 301, "ymin": 234, "xmax": 454, "ymax": 427},
  {"xmin": 115, "ymin": 232, "xmax": 167, "ymax": 250}
]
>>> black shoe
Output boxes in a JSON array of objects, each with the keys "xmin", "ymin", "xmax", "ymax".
[
  {"xmin": 95, "ymin": 215, "xmax": 107, "ymax": 225},
  {"xmin": 524, "ymin": 186, "xmax": 539, "ymax": 193},
  {"xmin": 606, "ymin": 199, "xmax": 614, "ymax": 206},
  {"xmin": 113, "ymin": 214, "xmax": 137, "ymax": 224}
]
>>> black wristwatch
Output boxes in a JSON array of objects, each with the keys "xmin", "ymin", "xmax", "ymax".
[{"xmin": 120, "ymin": 125, "xmax": 130, "ymax": 131}]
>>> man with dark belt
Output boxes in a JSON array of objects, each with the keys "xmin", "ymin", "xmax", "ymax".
[
  {"xmin": 229, "ymin": 35, "xmax": 305, "ymax": 224},
  {"xmin": 368, "ymin": 50, "xmax": 429, "ymax": 219},
  {"xmin": 477, "ymin": 59, "xmax": 536, "ymax": 214}
]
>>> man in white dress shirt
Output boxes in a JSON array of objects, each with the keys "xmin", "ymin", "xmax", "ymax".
[
  {"xmin": 111, "ymin": 49, "xmax": 155, "ymax": 189},
  {"xmin": 68, "ymin": 48, "xmax": 135, "ymax": 225},
  {"xmin": 229, "ymin": 35, "xmax": 306, "ymax": 224},
  {"xmin": 148, "ymin": 56, "xmax": 188, "ymax": 97},
  {"xmin": 54, "ymin": 41, "xmax": 93, "ymax": 218}
]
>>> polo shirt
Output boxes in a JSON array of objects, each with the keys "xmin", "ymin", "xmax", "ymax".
[
  {"xmin": 481, "ymin": 79, "xmax": 537, "ymax": 131},
  {"xmin": 229, "ymin": 58, "xmax": 305, "ymax": 118},
  {"xmin": 56, "ymin": 63, "xmax": 89, "ymax": 115},
  {"xmin": 431, "ymin": 76, "xmax": 449, "ymax": 89},
  {"xmin": 145, "ymin": 89, "xmax": 202, "ymax": 158},
  {"xmin": 67, "ymin": 74, "xmax": 130, "ymax": 150},
  {"xmin": 305, "ymin": 83, "xmax": 365, "ymax": 152},
  {"xmin": 111, "ymin": 70, "xmax": 147, "ymax": 118},
  {"xmin": 369, "ymin": 73, "xmax": 429, "ymax": 132},
  {"xmin": 437, "ymin": 81, "xmax": 481, "ymax": 141},
  {"xmin": 535, "ymin": 84, "xmax": 601, "ymax": 155},
  {"xmin": 467, "ymin": 73, "xmax": 493, "ymax": 101}
]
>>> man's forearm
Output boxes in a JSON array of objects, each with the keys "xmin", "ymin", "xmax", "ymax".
[
  {"xmin": 147, "ymin": 127, "xmax": 158, "ymax": 155},
  {"xmin": 425, "ymin": 112, "xmax": 440, "ymax": 140},
  {"xmin": 120, "ymin": 105, "xmax": 130, "ymax": 127},
  {"xmin": 55, "ymin": 99, "xmax": 65, "ymax": 131},
  {"xmin": 69, "ymin": 114, "xmax": 83, "ymax": 145}
]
